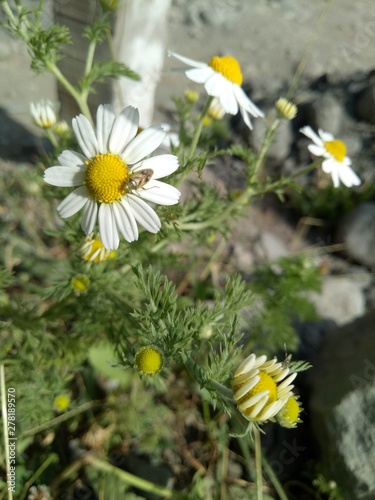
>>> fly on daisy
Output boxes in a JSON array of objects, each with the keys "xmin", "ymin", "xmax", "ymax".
[
  {"xmin": 44, "ymin": 104, "xmax": 181, "ymax": 250},
  {"xmin": 168, "ymin": 51, "xmax": 264, "ymax": 129},
  {"xmin": 300, "ymin": 126, "xmax": 361, "ymax": 188}
]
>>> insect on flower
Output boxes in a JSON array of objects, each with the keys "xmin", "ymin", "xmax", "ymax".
[{"xmin": 126, "ymin": 168, "xmax": 154, "ymax": 192}]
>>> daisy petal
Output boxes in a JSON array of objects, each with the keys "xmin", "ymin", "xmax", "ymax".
[
  {"xmin": 218, "ymin": 84, "xmax": 238, "ymax": 114},
  {"xmin": 331, "ymin": 168, "xmax": 340, "ymax": 188},
  {"xmin": 58, "ymin": 150, "xmax": 86, "ymax": 168},
  {"xmin": 307, "ymin": 144, "xmax": 325, "ymax": 157},
  {"xmin": 72, "ymin": 114, "xmax": 99, "ymax": 158},
  {"xmin": 185, "ymin": 67, "xmax": 213, "ymax": 83},
  {"xmin": 234, "ymin": 85, "xmax": 264, "ymax": 117},
  {"xmin": 81, "ymin": 198, "xmax": 98, "ymax": 234},
  {"xmin": 127, "ymin": 195, "xmax": 160, "ymax": 233},
  {"xmin": 204, "ymin": 73, "xmax": 227, "ymax": 98},
  {"xmin": 97, "ymin": 104, "xmax": 115, "ymax": 153},
  {"xmin": 44, "ymin": 166, "xmax": 85, "ymax": 187},
  {"xmin": 168, "ymin": 51, "xmax": 208, "ymax": 69},
  {"xmin": 115, "ymin": 199, "xmax": 139, "ymax": 241},
  {"xmin": 321, "ymin": 158, "xmax": 335, "ymax": 174},
  {"xmin": 109, "ymin": 106, "xmax": 139, "ymax": 155},
  {"xmin": 132, "ymin": 155, "xmax": 179, "ymax": 179},
  {"xmin": 57, "ymin": 186, "xmax": 89, "ymax": 218},
  {"xmin": 122, "ymin": 125, "xmax": 166, "ymax": 164},
  {"xmin": 137, "ymin": 180, "xmax": 180, "ymax": 205},
  {"xmin": 300, "ymin": 126, "xmax": 323, "ymax": 146},
  {"xmin": 318, "ymin": 128, "xmax": 334, "ymax": 142},
  {"xmin": 98, "ymin": 203, "xmax": 119, "ymax": 250},
  {"xmin": 340, "ymin": 164, "xmax": 361, "ymax": 187}
]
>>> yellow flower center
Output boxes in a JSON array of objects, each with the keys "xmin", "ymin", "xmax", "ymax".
[
  {"xmin": 277, "ymin": 396, "xmax": 301, "ymax": 428},
  {"xmin": 71, "ymin": 274, "xmax": 89, "ymax": 293},
  {"xmin": 85, "ymin": 153, "xmax": 129, "ymax": 203},
  {"xmin": 135, "ymin": 346, "xmax": 164, "ymax": 376},
  {"xmin": 208, "ymin": 56, "xmax": 243, "ymax": 85},
  {"xmin": 324, "ymin": 140, "xmax": 346, "ymax": 162},
  {"xmin": 235, "ymin": 371, "xmax": 277, "ymax": 409},
  {"xmin": 53, "ymin": 394, "xmax": 70, "ymax": 412}
]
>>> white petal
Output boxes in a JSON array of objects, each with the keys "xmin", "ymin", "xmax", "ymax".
[
  {"xmin": 168, "ymin": 51, "xmax": 208, "ymax": 69},
  {"xmin": 134, "ymin": 155, "xmax": 179, "ymax": 179},
  {"xmin": 81, "ymin": 198, "xmax": 98, "ymax": 234},
  {"xmin": 109, "ymin": 106, "xmax": 139, "ymax": 155},
  {"xmin": 115, "ymin": 199, "xmax": 139, "ymax": 242},
  {"xmin": 122, "ymin": 125, "xmax": 165, "ymax": 164},
  {"xmin": 185, "ymin": 67, "xmax": 213, "ymax": 83},
  {"xmin": 44, "ymin": 166, "xmax": 85, "ymax": 187},
  {"xmin": 137, "ymin": 180, "xmax": 180, "ymax": 205},
  {"xmin": 318, "ymin": 129, "xmax": 334, "ymax": 142},
  {"xmin": 339, "ymin": 164, "xmax": 361, "ymax": 187},
  {"xmin": 127, "ymin": 195, "xmax": 161, "ymax": 233},
  {"xmin": 98, "ymin": 203, "xmax": 119, "ymax": 250},
  {"xmin": 204, "ymin": 73, "xmax": 227, "ymax": 98},
  {"xmin": 321, "ymin": 158, "xmax": 335, "ymax": 174},
  {"xmin": 218, "ymin": 86, "xmax": 238, "ymax": 114},
  {"xmin": 233, "ymin": 85, "xmax": 264, "ymax": 117},
  {"xmin": 308, "ymin": 144, "xmax": 324, "ymax": 157},
  {"xmin": 300, "ymin": 126, "xmax": 323, "ymax": 146},
  {"xmin": 72, "ymin": 114, "xmax": 99, "ymax": 158},
  {"xmin": 96, "ymin": 104, "xmax": 115, "ymax": 153},
  {"xmin": 58, "ymin": 150, "xmax": 86, "ymax": 168},
  {"xmin": 239, "ymin": 107, "xmax": 253, "ymax": 130},
  {"xmin": 57, "ymin": 186, "xmax": 89, "ymax": 218}
]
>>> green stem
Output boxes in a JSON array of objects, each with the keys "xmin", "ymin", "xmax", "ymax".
[
  {"xmin": 251, "ymin": 117, "xmax": 279, "ymax": 183},
  {"xmin": 84, "ymin": 40, "xmax": 97, "ymax": 77},
  {"xmin": 0, "ymin": 364, "xmax": 13, "ymax": 500},
  {"xmin": 262, "ymin": 458, "xmax": 289, "ymax": 500},
  {"xmin": 84, "ymin": 454, "xmax": 184, "ymax": 498},
  {"xmin": 1, "ymin": 0, "xmax": 18, "ymax": 27},
  {"xmin": 45, "ymin": 127, "xmax": 59, "ymax": 149},
  {"xmin": 187, "ymin": 95, "xmax": 213, "ymax": 161},
  {"xmin": 45, "ymin": 61, "xmax": 93, "ymax": 123},
  {"xmin": 19, "ymin": 400, "xmax": 100, "ymax": 437},
  {"xmin": 19, "ymin": 454, "xmax": 58, "ymax": 500},
  {"xmin": 254, "ymin": 427, "xmax": 263, "ymax": 500}
]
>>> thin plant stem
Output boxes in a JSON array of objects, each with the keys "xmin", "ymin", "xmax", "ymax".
[
  {"xmin": 0, "ymin": 364, "xmax": 13, "ymax": 500},
  {"xmin": 253, "ymin": 427, "xmax": 263, "ymax": 500},
  {"xmin": 287, "ymin": 0, "xmax": 335, "ymax": 99},
  {"xmin": 251, "ymin": 117, "xmax": 279, "ymax": 182},
  {"xmin": 187, "ymin": 95, "xmax": 213, "ymax": 161},
  {"xmin": 45, "ymin": 128, "xmax": 58, "ymax": 149},
  {"xmin": 19, "ymin": 400, "xmax": 100, "ymax": 438},
  {"xmin": 263, "ymin": 463, "xmax": 294, "ymax": 500},
  {"xmin": 45, "ymin": 62, "xmax": 93, "ymax": 123},
  {"xmin": 84, "ymin": 40, "xmax": 97, "ymax": 78}
]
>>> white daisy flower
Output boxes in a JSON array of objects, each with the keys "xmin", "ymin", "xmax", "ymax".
[
  {"xmin": 300, "ymin": 126, "xmax": 361, "ymax": 188},
  {"xmin": 232, "ymin": 353, "xmax": 297, "ymax": 424},
  {"xmin": 44, "ymin": 104, "xmax": 180, "ymax": 250},
  {"xmin": 168, "ymin": 51, "xmax": 264, "ymax": 129},
  {"xmin": 30, "ymin": 100, "xmax": 58, "ymax": 128}
]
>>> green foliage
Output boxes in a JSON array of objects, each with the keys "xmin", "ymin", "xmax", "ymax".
[
  {"xmin": 245, "ymin": 255, "xmax": 321, "ymax": 352},
  {"xmin": 80, "ymin": 60, "xmax": 140, "ymax": 93}
]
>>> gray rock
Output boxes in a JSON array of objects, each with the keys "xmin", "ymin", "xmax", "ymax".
[
  {"xmin": 302, "ymin": 93, "xmax": 344, "ymax": 136},
  {"xmin": 307, "ymin": 274, "xmax": 369, "ymax": 326},
  {"xmin": 308, "ymin": 311, "xmax": 375, "ymax": 499},
  {"xmin": 250, "ymin": 117, "xmax": 293, "ymax": 162},
  {"xmin": 337, "ymin": 203, "xmax": 375, "ymax": 268},
  {"xmin": 356, "ymin": 83, "xmax": 375, "ymax": 124}
]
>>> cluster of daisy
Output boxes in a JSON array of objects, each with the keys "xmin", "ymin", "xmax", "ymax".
[
  {"xmin": 34, "ymin": 48, "xmax": 362, "ymax": 253},
  {"xmin": 232, "ymin": 353, "xmax": 302, "ymax": 428}
]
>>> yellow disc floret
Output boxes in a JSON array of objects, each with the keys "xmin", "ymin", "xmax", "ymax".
[
  {"xmin": 208, "ymin": 56, "xmax": 243, "ymax": 86},
  {"xmin": 53, "ymin": 394, "xmax": 70, "ymax": 412},
  {"xmin": 85, "ymin": 153, "xmax": 129, "ymax": 203},
  {"xmin": 276, "ymin": 396, "xmax": 302, "ymax": 428},
  {"xmin": 324, "ymin": 140, "xmax": 347, "ymax": 162},
  {"xmin": 235, "ymin": 371, "xmax": 277, "ymax": 410},
  {"xmin": 135, "ymin": 346, "xmax": 164, "ymax": 376}
]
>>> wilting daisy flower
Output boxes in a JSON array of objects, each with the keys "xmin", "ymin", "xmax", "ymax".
[
  {"xmin": 30, "ymin": 99, "xmax": 58, "ymax": 128},
  {"xmin": 232, "ymin": 353, "xmax": 296, "ymax": 424},
  {"xmin": 168, "ymin": 51, "xmax": 264, "ymax": 129},
  {"xmin": 276, "ymin": 395, "xmax": 303, "ymax": 428},
  {"xmin": 300, "ymin": 126, "xmax": 361, "ymax": 188},
  {"xmin": 44, "ymin": 105, "xmax": 180, "ymax": 250},
  {"xmin": 81, "ymin": 235, "xmax": 115, "ymax": 262}
]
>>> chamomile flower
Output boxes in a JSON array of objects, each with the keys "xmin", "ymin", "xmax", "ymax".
[
  {"xmin": 168, "ymin": 51, "xmax": 264, "ymax": 129},
  {"xmin": 30, "ymin": 100, "xmax": 58, "ymax": 128},
  {"xmin": 44, "ymin": 105, "xmax": 180, "ymax": 250},
  {"xmin": 300, "ymin": 126, "xmax": 361, "ymax": 188},
  {"xmin": 232, "ymin": 353, "xmax": 296, "ymax": 424},
  {"xmin": 135, "ymin": 346, "xmax": 164, "ymax": 375},
  {"xmin": 81, "ymin": 235, "xmax": 115, "ymax": 262}
]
